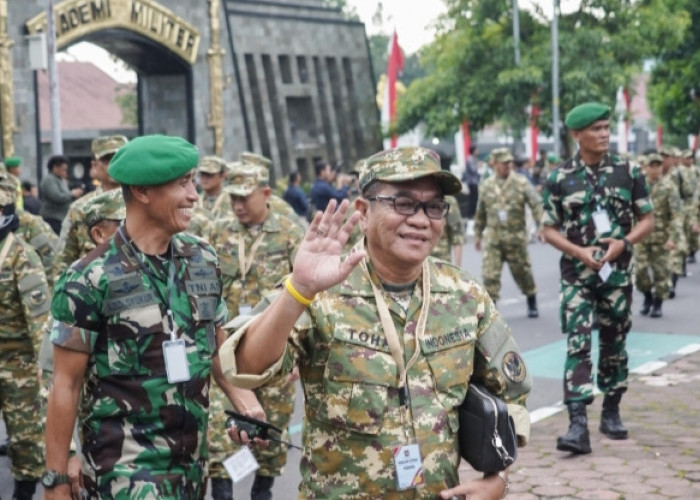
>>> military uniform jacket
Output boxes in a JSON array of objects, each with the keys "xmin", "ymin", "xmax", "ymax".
[
  {"xmin": 645, "ymin": 177, "xmax": 683, "ymax": 246},
  {"xmin": 16, "ymin": 209, "xmax": 57, "ymax": 277},
  {"xmin": 222, "ymin": 251, "xmax": 531, "ymax": 499},
  {"xmin": 542, "ymin": 152, "xmax": 653, "ymax": 286},
  {"xmin": 475, "ymin": 171, "xmax": 543, "ymax": 244},
  {"xmin": 50, "ymin": 228, "xmax": 227, "ymax": 494},
  {"xmin": 431, "ymin": 195, "xmax": 465, "ymax": 261},
  {"xmin": 199, "ymin": 190, "xmax": 233, "ymax": 219},
  {"xmin": 0, "ymin": 232, "xmax": 51, "ymax": 348}
]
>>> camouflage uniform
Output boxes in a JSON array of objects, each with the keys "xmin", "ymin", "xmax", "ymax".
[
  {"xmin": 221, "ymin": 251, "xmax": 531, "ymax": 499},
  {"xmin": 16, "ymin": 209, "xmax": 57, "ymax": 276},
  {"xmin": 50, "ymin": 228, "xmax": 227, "ymax": 498},
  {"xmin": 206, "ymin": 164, "xmax": 304, "ymax": 488},
  {"xmin": 634, "ymin": 175, "xmax": 682, "ymax": 300},
  {"xmin": 667, "ymin": 162, "xmax": 695, "ymax": 274},
  {"xmin": 542, "ymin": 152, "xmax": 653, "ymax": 402},
  {"xmin": 0, "ymin": 228, "xmax": 51, "ymax": 483},
  {"xmin": 431, "ymin": 195, "xmax": 465, "ymax": 263},
  {"xmin": 475, "ymin": 156, "xmax": 542, "ymax": 301}
]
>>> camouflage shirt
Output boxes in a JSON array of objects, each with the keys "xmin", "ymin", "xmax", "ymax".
[
  {"xmin": 0, "ymin": 232, "xmax": 51, "ymax": 348},
  {"xmin": 645, "ymin": 177, "xmax": 683, "ymax": 246},
  {"xmin": 16, "ymin": 208, "xmax": 58, "ymax": 278},
  {"xmin": 431, "ymin": 195, "xmax": 465, "ymax": 262},
  {"xmin": 208, "ymin": 211, "xmax": 304, "ymax": 316},
  {"xmin": 199, "ymin": 190, "xmax": 233, "ymax": 219},
  {"xmin": 542, "ymin": 152, "xmax": 653, "ymax": 286},
  {"xmin": 222, "ymin": 250, "xmax": 531, "ymax": 499},
  {"xmin": 50, "ymin": 228, "xmax": 227, "ymax": 498},
  {"xmin": 475, "ymin": 171, "xmax": 543, "ymax": 244}
]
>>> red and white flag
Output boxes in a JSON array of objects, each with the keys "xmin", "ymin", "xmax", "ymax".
[{"xmin": 382, "ymin": 30, "xmax": 404, "ymax": 150}]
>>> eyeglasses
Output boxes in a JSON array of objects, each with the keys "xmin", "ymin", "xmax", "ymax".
[{"xmin": 366, "ymin": 195, "xmax": 449, "ymax": 220}]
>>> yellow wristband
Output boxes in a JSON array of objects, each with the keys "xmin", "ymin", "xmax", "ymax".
[{"xmin": 284, "ymin": 277, "xmax": 314, "ymax": 306}]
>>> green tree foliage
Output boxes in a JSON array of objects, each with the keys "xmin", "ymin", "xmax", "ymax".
[
  {"xmin": 115, "ymin": 87, "xmax": 137, "ymax": 126},
  {"xmin": 367, "ymin": 33, "xmax": 426, "ymax": 90}
]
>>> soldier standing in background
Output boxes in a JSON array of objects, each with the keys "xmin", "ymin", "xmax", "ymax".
[
  {"xmin": 431, "ymin": 194, "xmax": 465, "ymax": 266},
  {"xmin": 680, "ymin": 149, "xmax": 699, "ymax": 265},
  {"xmin": 198, "ymin": 155, "xmax": 232, "ymax": 218},
  {"xmin": 634, "ymin": 153, "xmax": 683, "ymax": 318},
  {"xmin": 0, "ymin": 174, "xmax": 51, "ymax": 499},
  {"xmin": 474, "ymin": 148, "xmax": 543, "ymax": 317},
  {"xmin": 541, "ymin": 102, "xmax": 653, "ymax": 454},
  {"xmin": 207, "ymin": 162, "xmax": 304, "ymax": 500}
]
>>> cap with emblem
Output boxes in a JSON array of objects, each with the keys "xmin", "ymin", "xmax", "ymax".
[
  {"xmin": 225, "ymin": 162, "xmax": 269, "ymax": 197},
  {"xmin": 83, "ymin": 189, "xmax": 126, "ymax": 229},
  {"xmin": 92, "ymin": 135, "xmax": 128, "ymax": 160},
  {"xmin": 240, "ymin": 152, "xmax": 272, "ymax": 170},
  {"xmin": 358, "ymin": 146, "xmax": 461, "ymax": 195},
  {"xmin": 490, "ymin": 148, "xmax": 514, "ymax": 164},
  {"xmin": 199, "ymin": 155, "xmax": 226, "ymax": 174},
  {"xmin": 564, "ymin": 102, "xmax": 611, "ymax": 131},
  {"xmin": 108, "ymin": 135, "xmax": 199, "ymax": 186}
]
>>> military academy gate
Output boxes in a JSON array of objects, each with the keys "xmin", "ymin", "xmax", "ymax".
[{"xmin": 0, "ymin": 0, "xmax": 380, "ymax": 183}]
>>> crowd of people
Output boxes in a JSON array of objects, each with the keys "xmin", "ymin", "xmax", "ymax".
[{"xmin": 0, "ymin": 98, "xmax": 697, "ymax": 499}]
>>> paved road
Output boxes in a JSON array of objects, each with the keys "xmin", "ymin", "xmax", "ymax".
[{"xmin": 4, "ymin": 239, "xmax": 699, "ymax": 498}]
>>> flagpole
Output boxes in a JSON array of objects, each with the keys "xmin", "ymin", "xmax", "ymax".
[
  {"xmin": 46, "ymin": 0, "xmax": 63, "ymax": 154},
  {"xmin": 551, "ymin": 0, "xmax": 560, "ymax": 157}
]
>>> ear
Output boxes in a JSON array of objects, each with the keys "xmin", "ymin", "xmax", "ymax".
[
  {"xmin": 89, "ymin": 225, "xmax": 104, "ymax": 246},
  {"xmin": 354, "ymin": 197, "xmax": 369, "ymax": 232},
  {"xmin": 262, "ymin": 186, "xmax": 273, "ymax": 198},
  {"xmin": 130, "ymin": 185, "xmax": 151, "ymax": 204}
]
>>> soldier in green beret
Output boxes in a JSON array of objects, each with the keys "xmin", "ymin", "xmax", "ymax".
[
  {"xmin": 220, "ymin": 146, "xmax": 531, "ymax": 499},
  {"xmin": 541, "ymin": 102, "xmax": 654, "ymax": 454},
  {"xmin": 45, "ymin": 135, "xmax": 240, "ymax": 499},
  {"xmin": 2, "ymin": 157, "xmax": 24, "ymax": 211}
]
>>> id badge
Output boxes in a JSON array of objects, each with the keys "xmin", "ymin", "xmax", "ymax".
[
  {"xmin": 598, "ymin": 261, "xmax": 612, "ymax": 283},
  {"xmin": 224, "ymin": 446, "xmax": 259, "ymax": 483},
  {"xmin": 238, "ymin": 303, "xmax": 252, "ymax": 316},
  {"xmin": 592, "ymin": 209, "xmax": 612, "ymax": 235},
  {"xmin": 498, "ymin": 209, "xmax": 508, "ymax": 223},
  {"xmin": 163, "ymin": 339, "xmax": 191, "ymax": 383},
  {"xmin": 392, "ymin": 443, "xmax": 425, "ymax": 490}
]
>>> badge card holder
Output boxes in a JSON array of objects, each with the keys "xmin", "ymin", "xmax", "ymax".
[
  {"xmin": 163, "ymin": 338, "xmax": 191, "ymax": 384},
  {"xmin": 224, "ymin": 446, "xmax": 260, "ymax": 483},
  {"xmin": 393, "ymin": 443, "xmax": 425, "ymax": 490},
  {"xmin": 498, "ymin": 209, "xmax": 508, "ymax": 223},
  {"xmin": 592, "ymin": 209, "xmax": 612, "ymax": 235}
]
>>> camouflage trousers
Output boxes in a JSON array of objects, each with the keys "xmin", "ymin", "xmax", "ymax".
[
  {"xmin": 559, "ymin": 283, "xmax": 632, "ymax": 403},
  {"xmin": 671, "ymin": 222, "xmax": 689, "ymax": 274},
  {"xmin": 0, "ymin": 342, "xmax": 45, "ymax": 480},
  {"xmin": 482, "ymin": 237, "xmax": 537, "ymax": 301},
  {"xmin": 634, "ymin": 242, "xmax": 671, "ymax": 299},
  {"xmin": 208, "ymin": 377, "xmax": 296, "ymax": 479}
]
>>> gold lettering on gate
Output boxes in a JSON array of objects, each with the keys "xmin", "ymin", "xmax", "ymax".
[{"xmin": 25, "ymin": 0, "xmax": 200, "ymax": 65}]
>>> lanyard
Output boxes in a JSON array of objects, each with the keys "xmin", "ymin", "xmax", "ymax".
[
  {"xmin": 582, "ymin": 160, "xmax": 608, "ymax": 209},
  {"xmin": 0, "ymin": 232, "xmax": 14, "ymax": 271},
  {"xmin": 361, "ymin": 259, "xmax": 430, "ymax": 436},
  {"xmin": 118, "ymin": 226, "xmax": 179, "ymax": 341},
  {"xmin": 238, "ymin": 230, "xmax": 266, "ymax": 282},
  {"xmin": 492, "ymin": 174, "xmax": 513, "ymax": 211}
]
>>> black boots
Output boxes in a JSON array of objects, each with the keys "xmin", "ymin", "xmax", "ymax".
[
  {"xmin": 210, "ymin": 477, "xmax": 233, "ymax": 500},
  {"xmin": 13, "ymin": 480, "xmax": 37, "ymax": 500},
  {"xmin": 669, "ymin": 274, "xmax": 678, "ymax": 299},
  {"xmin": 640, "ymin": 291, "xmax": 653, "ymax": 315},
  {"xmin": 689, "ymin": 252, "xmax": 697, "ymax": 264},
  {"xmin": 526, "ymin": 295, "xmax": 539, "ymax": 318},
  {"xmin": 556, "ymin": 402, "xmax": 591, "ymax": 454},
  {"xmin": 251, "ymin": 475, "xmax": 275, "ymax": 500},
  {"xmin": 599, "ymin": 391, "xmax": 629, "ymax": 440},
  {"xmin": 650, "ymin": 297, "xmax": 663, "ymax": 318}
]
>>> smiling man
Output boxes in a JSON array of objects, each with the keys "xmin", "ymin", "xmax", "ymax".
[
  {"xmin": 44, "ymin": 135, "xmax": 238, "ymax": 499},
  {"xmin": 541, "ymin": 102, "xmax": 654, "ymax": 454},
  {"xmin": 220, "ymin": 147, "xmax": 531, "ymax": 499}
]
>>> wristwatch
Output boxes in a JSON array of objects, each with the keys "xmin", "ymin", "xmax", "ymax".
[
  {"xmin": 623, "ymin": 237, "xmax": 633, "ymax": 252},
  {"xmin": 41, "ymin": 470, "xmax": 70, "ymax": 489}
]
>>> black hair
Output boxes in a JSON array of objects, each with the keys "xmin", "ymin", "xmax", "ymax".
[
  {"xmin": 121, "ymin": 184, "xmax": 133, "ymax": 203},
  {"xmin": 288, "ymin": 171, "xmax": 300, "ymax": 184},
  {"xmin": 469, "ymin": 145, "xmax": 478, "ymax": 155},
  {"xmin": 47, "ymin": 155, "xmax": 69, "ymax": 171},
  {"xmin": 314, "ymin": 160, "xmax": 328, "ymax": 177},
  {"xmin": 21, "ymin": 181, "xmax": 33, "ymax": 191}
]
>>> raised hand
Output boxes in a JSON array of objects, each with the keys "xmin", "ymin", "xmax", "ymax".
[{"xmin": 290, "ymin": 199, "xmax": 365, "ymax": 298}]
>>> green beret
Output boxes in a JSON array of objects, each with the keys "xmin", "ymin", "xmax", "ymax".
[
  {"xmin": 108, "ymin": 135, "xmax": 199, "ymax": 186},
  {"xmin": 565, "ymin": 102, "xmax": 611, "ymax": 130},
  {"xmin": 3, "ymin": 157, "xmax": 21, "ymax": 168},
  {"xmin": 546, "ymin": 153, "xmax": 561, "ymax": 163},
  {"xmin": 358, "ymin": 147, "xmax": 462, "ymax": 195}
]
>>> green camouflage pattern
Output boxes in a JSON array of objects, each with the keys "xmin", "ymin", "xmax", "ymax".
[
  {"xmin": 431, "ymin": 195, "xmax": 465, "ymax": 262},
  {"xmin": 82, "ymin": 188, "xmax": 126, "ymax": 228},
  {"xmin": 16, "ymin": 208, "xmax": 58, "ymax": 277},
  {"xmin": 475, "ymin": 171, "xmax": 542, "ymax": 300},
  {"xmin": 560, "ymin": 283, "xmax": 632, "ymax": 402},
  {"xmin": 199, "ymin": 191, "xmax": 233, "ymax": 219},
  {"xmin": 0, "ymin": 232, "xmax": 50, "ymax": 479},
  {"xmin": 207, "ymin": 209, "xmax": 303, "ymax": 479},
  {"xmin": 358, "ymin": 147, "xmax": 462, "ymax": 196},
  {"xmin": 634, "ymin": 177, "xmax": 682, "ymax": 299},
  {"xmin": 225, "ymin": 162, "xmax": 269, "ymax": 197},
  {"xmin": 91, "ymin": 135, "xmax": 127, "ymax": 160},
  {"xmin": 541, "ymin": 152, "xmax": 653, "ymax": 286},
  {"xmin": 50, "ymin": 229, "xmax": 227, "ymax": 499},
  {"xmin": 224, "ymin": 251, "xmax": 531, "ymax": 498}
]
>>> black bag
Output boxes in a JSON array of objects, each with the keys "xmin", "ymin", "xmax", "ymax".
[{"xmin": 457, "ymin": 383, "xmax": 518, "ymax": 473}]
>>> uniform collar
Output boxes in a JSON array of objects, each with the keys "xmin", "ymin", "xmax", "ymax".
[{"xmin": 230, "ymin": 210, "xmax": 280, "ymax": 233}]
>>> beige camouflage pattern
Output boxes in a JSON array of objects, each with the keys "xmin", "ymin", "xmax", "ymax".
[
  {"xmin": 82, "ymin": 188, "xmax": 126, "ymax": 229},
  {"xmin": 91, "ymin": 135, "xmax": 127, "ymax": 159},
  {"xmin": 207, "ymin": 209, "xmax": 303, "ymax": 479},
  {"xmin": 0, "ymin": 232, "xmax": 50, "ymax": 480},
  {"xmin": 475, "ymin": 171, "xmax": 542, "ymax": 300},
  {"xmin": 221, "ymin": 250, "xmax": 531, "ymax": 499},
  {"xmin": 358, "ymin": 147, "xmax": 462, "ymax": 195},
  {"xmin": 226, "ymin": 163, "xmax": 269, "ymax": 197},
  {"xmin": 199, "ymin": 155, "xmax": 227, "ymax": 174},
  {"xmin": 431, "ymin": 195, "xmax": 465, "ymax": 262},
  {"xmin": 668, "ymin": 164, "xmax": 696, "ymax": 274},
  {"xmin": 16, "ymin": 209, "xmax": 57, "ymax": 277}
]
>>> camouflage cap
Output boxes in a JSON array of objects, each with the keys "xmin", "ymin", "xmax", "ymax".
[
  {"xmin": 240, "ymin": 151, "xmax": 272, "ymax": 170},
  {"xmin": 358, "ymin": 147, "xmax": 461, "ymax": 195},
  {"xmin": 0, "ymin": 169, "xmax": 18, "ymax": 205},
  {"xmin": 199, "ymin": 155, "xmax": 226, "ymax": 174},
  {"xmin": 490, "ymin": 148, "xmax": 514, "ymax": 163},
  {"xmin": 681, "ymin": 148, "xmax": 695, "ymax": 159},
  {"xmin": 646, "ymin": 153, "xmax": 663, "ymax": 164},
  {"xmin": 659, "ymin": 146, "xmax": 673, "ymax": 156},
  {"xmin": 224, "ymin": 163, "xmax": 269, "ymax": 197},
  {"xmin": 83, "ymin": 189, "xmax": 126, "ymax": 228},
  {"xmin": 92, "ymin": 135, "xmax": 128, "ymax": 160}
]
